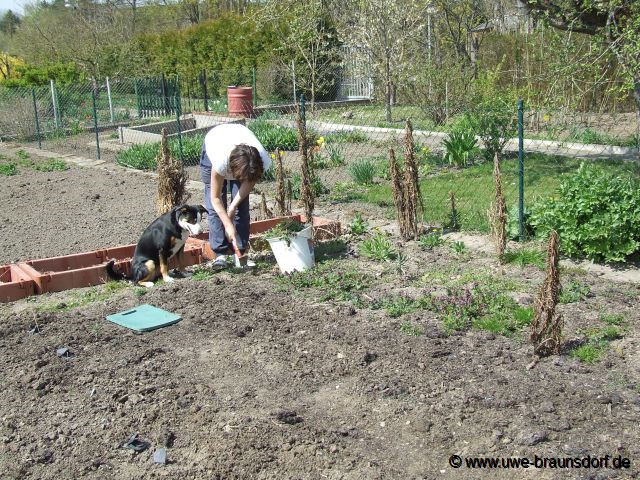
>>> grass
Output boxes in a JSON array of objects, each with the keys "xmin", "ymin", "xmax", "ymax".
[
  {"xmin": 503, "ymin": 248, "xmax": 545, "ymax": 269},
  {"xmin": 570, "ymin": 325, "xmax": 623, "ymax": 363},
  {"xmin": 36, "ymin": 281, "xmax": 128, "ymax": 313},
  {"xmin": 326, "ymin": 153, "xmax": 640, "ymax": 232},
  {"xmin": 360, "ymin": 233, "xmax": 397, "ymax": 261},
  {"xmin": 400, "ymin": 321, "xmax": 423, "ymax": 336},
  {"xmin": 325, "ymin": 130, "xmax": 369, "ymax": 144}
]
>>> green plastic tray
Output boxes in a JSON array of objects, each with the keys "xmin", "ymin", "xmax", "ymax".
[{"xmin": 106, "ymin": 304, "xmax": 181, "ymax": 332}]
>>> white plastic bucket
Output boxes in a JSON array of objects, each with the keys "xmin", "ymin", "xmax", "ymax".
[{"xmin": 266, "ymin": 226, "xmax": 315, "ymax": 274}]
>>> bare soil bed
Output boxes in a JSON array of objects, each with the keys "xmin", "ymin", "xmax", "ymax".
[{"xmin": 1, "ymin": 144, "xmax": 639, "ymax": 479}]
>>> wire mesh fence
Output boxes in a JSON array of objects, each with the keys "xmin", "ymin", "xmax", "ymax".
[{"xmin": 1, "ymin": 70, "xmax": 639, "ymax": 236}]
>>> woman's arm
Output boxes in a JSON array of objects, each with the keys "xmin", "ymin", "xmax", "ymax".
[{"xmin": 227, "ymin": 179, "xmax": 257, "ymax": 219}]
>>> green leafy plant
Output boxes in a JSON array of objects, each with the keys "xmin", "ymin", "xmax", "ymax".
[
  {"xmin": 349, "ymin": 159, "xmax": 377, "ymax": 185},
  {"xmin": 442, "ymin": 130, "xmax": 479, "ymax": 167},
  {"xmin": 32, "ymin": 159, "xmax": 69, "ymax": 172},
  {"xmin": 400, "ymin": 321, "xmax": 423, "ymax": 336},
  {"xmin": 530, "ymin": 164, "xmax": 640, "ymax": 262},
  {"xmin": 349, "ymin": 213, "xmax": 369, "ymax": 235},
  {"xmin": 264, "ymin": 219, "xmax": 306, "ymax": 245},
  {"xmin": 360, "ymin": 233, "xmax": 396, "ymax": 261},
  {"xmin": 419, "ymin": 232, "xmax": 444, "ymax": 249},
  {"xmin": 0, "ymin": 162, "xmax": 18, "ymax": 176},
  {"xmin": 559, "ymin": 280, "xmax": 590, "ymax": 304},
  {"xmin": 450, "ymin": 241, "xmax": 467, "ymax": 254},
  {"xmin": 248, "ymin": 119, "xmax": 298, "ymax": 151},
  {"xmin": 570, "ymin": 325, "xmax": 622, "ymax": 363},
  {"xmin": 278, "ymin": 261, "xmax": 371, "ymax": 302},
  {"xmin": 600, "ymin": 312, "xmax": 625, "ymax": 326},
  {"xmin": 16, "ymin": 149, "xmax": 30, "ymax": 160},
  {"xmin": 506, "ymin": 205, "xmax": 535, "ymax": 240}
]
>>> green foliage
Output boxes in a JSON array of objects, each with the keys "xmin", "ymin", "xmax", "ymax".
[
  {"xmin": 450, "ymin": 241, "xmax": 466, "ymax": 254},
  {"xmin": 503, "ymin": 248, "xmax": 545, "ymax": 269},
  {"xmin": 400, "ymin": 321, "xmax": 423, "ymax": 336},
  {"xmin": 290, "ymin": 173, "xmax": 328, "ymax": 200},
  {"xmin": 600, "ymin": 312, "xmax": 625, "ymax": 326},
  {"xmin": 326, "ymin": 130, "xmax": 368, "ymax": 144},
  {"xmin": 349, "ymin": 213, "xmax": 369, "ymax": 235},
  {"xmin": 349, "ymin": 158, "xmax": 377, "ymax": 185},
  {"xmin": 3, "ymin": 62, "xmax": 84, "ymax": 87},
  {"xmin": 264, "ymin": 219, "xmax": 306, "ymax": 244},
  {"xmin": 360, "ymin": 233, "xmax": 396, "ymax": 261},
  {"xmin": 116, "ymin": 143, "xmax": 158, "ymax": 170},
  {"xmin": 442, "ymin": 131, "xmax": 479, "ymax": 167},
  {"xmin": 312, "ymin": 143, "xmax": 346, "ymax": 169},
  {"xmin": 442, "ymin": 130, "xmax": 479, "ymax": 167},
  {"xmin": 506, "ymin": 205, "xmax": 534, "ymax": 240},
  {"xmin": 372, "ymin": 295, "xmax": 419, "ymax": 318},
  {"xmin": 277, "ymin": 261, "xmax": 371, "ymax": 302},
  {"xmin": 116, "ymin": 135, "xmax": 203, "ymax": 170},
  {"xmin": 531, "ymin": 163, "xmax": 640, "ymax": 262},
  {"xmin": 419, "ymin": 232, "xmax": 444, "ymax": 250},
  {"xmin": 468, "ymin": 67, "xmax": 519, "ymax": 162},
  {"xmin": 570, "ymin": 325, "xmax": 622, "ymax": 363},
  {"xmin": 32, "ymin": 159, "xmax": 69, "ymax": 172},
  {"xmin": 16, "ymin": 149, "xmax": 30, "ymax": 160},
  {"xmin": 248, "ymin": 119, "xmax": 298, "ymax": 151},
  {"xmin": 0, "ymin": 162, "xmax": 17, "ymax": 176},
  {"xmin": 559, "ymin": 280, "xmax": 590, "ymax": 304}
]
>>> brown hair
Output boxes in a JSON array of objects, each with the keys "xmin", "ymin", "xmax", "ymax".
[{"xmin": 229, "ymin": 144, "xmax": 264, "ymax": 182}]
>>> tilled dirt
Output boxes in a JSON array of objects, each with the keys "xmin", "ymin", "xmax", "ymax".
[{"xmin": 1, "ymin": 144, "xmax": 639, "ymax": 479}]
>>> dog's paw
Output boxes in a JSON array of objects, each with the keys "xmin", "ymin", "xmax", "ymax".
[
  {"xmin": 141, "ymin": 282, "xmax": 154, "ymax": 288},
  {"xmin": 163, "ymin": 276, "xmax": 175, "ymax": 283}
]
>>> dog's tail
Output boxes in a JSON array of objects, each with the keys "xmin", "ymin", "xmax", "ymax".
[{"xmin": 105, "ymin": 259, "xmax": 130, "ymax": 281}]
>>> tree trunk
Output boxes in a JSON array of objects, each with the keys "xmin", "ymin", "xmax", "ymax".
[{"xmin": 385, "ymin": 55, "xmax": 392, "ymax": 123}]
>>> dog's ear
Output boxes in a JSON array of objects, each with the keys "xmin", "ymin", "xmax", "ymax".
[{"xmin": 198, "ymin": 205, "xmax": 208, "ymax": 215}]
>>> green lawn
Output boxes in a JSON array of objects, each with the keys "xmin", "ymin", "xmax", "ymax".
[{"xmin": 327, "ymin": 153, "xmax": 640, "ymax": 232}]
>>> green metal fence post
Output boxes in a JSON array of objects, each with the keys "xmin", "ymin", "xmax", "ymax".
[
  {"xmin": 134, "ymin": 79, "xmax": 142, "ymax": 119},
  {"xmin": 31, "ymin": 88, "xmax": 42, "ymax": 149},
  {"xmin": 175, "ymin": 75, "xmax": 184, "ymax": 163},
  {"xmin": 252, "ymin": 66, "xmax": 257, "ymax": 108},
  {"xmin": 518, "ymin": 99, "xmax": 524, "ymax": 241},
  {"xmin": 201, "ymin": 69, "xmax": 209, "ymax": 112},
  {"xmin": 91, "ymin": 89, "xmax": 101, "ymax": 160}
]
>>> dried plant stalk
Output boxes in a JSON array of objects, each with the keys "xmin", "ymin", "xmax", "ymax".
[
  {"xmin": 402, "ymin": 119, "xmax": 422, "ymax": 239},
  {"xmin": 274, "ymin": 149, "xmax": 288, "ymax": 216},
  {"xmin": 530, "ymin": 230, "xmax": 564, "ymax": 356},
  {"xmin": 448, "ymin": 191, "xmax": 460, "ymax": 231},
  {"xmin": 287, "ymin": 179, "xmax": 293, "ymax": 214},
  {"xmin": 491, "ymin": 153, "xmax": 507, "ymax": 261},
  {"xmin": 389, "ymin": 148, "xmax": 409, "ymax": 238},
  {"xmin": 157, "ymin": 128, "xmax": 189, "ymax": 215},
  {"xmin": 296, "ymin": 106, "xmax": 314, "ymax": 223},
  {"xmin": 260, "ymin": 192, "xmax": 273, "ymax": 219}
]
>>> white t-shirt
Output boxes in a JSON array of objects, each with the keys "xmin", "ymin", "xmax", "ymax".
[{"xmin": 203, "ymin": 124, "xmax": 272, "ymax": 180}]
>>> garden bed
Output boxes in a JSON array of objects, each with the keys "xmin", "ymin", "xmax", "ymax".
[{"xmin": 1, "ymin": 141, "xmax": 639, "ymax": 479}]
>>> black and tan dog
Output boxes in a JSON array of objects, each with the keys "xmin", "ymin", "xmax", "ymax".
[{"xmin": 107, "ymin": 204, "xmax": 207, "ymax": 287}]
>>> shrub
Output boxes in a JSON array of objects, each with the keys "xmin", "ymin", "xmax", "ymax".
[
  {"xmin": 506, "ymin": 205, "xmax": 534, "ymax": 240},
  {"xmin": 531, "ymin": 163, "xmax": 640, "ymax": 262},
  {"xmin": 248, "ymin": 119, "xmax": 298, "ymax": 151},
  {"xmin": 349, "ymin": 158, "xmax": 376, "ymax": 185}
]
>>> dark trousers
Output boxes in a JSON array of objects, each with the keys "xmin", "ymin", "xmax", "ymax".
[{"xmin": 203, "ymin": 180, "xmax": 250, "ymax": 255}]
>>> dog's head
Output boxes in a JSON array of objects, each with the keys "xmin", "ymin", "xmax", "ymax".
[{"xmin": 173, "ymin": 205, "xmax": 207, "ymax": 235}]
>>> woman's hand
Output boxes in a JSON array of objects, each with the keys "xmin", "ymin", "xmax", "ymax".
[
  {"xmin": 225, "ymin": 224, "xmax": 238, "ymax": 245},
  {"xmin": 227, "ymin": 205, "xmax": 237, "ymax": 221}
]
